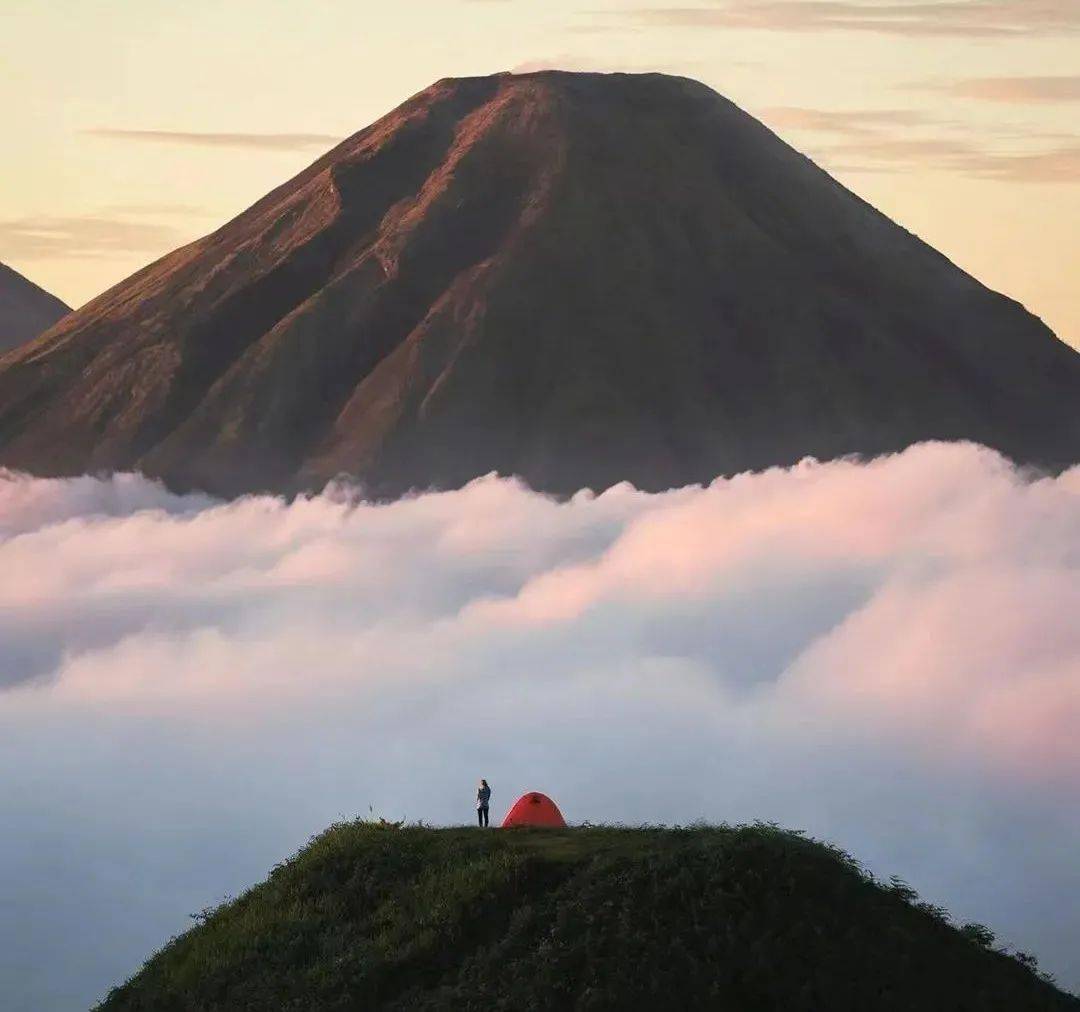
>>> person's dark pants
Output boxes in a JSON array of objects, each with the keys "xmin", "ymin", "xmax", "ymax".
[{"xmin": 477, "ymin": 805, "xmax": 489, "ymax": 827}]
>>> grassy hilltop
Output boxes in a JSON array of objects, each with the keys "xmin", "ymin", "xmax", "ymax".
[{"xmin": 96, "ymin": 822, "xmax": 1077, "ymax": 1011}]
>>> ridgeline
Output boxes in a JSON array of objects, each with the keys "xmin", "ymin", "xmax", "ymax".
[{"xmin": 96, "ymin": 822, "xmax": 1077, "ymax": 1010}]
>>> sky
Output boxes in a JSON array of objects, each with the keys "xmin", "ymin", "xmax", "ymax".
[
  {"xmin": 1, "ymin": 0, "xmax": 1079, "ymax": 348},
  {"xmin": 1, "ymin": 442, "xmax": 1078, "ymax": 1008}
]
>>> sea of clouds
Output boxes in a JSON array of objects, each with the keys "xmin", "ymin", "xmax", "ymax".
[{"xmin": 1, "ymin": 441, "xmax": 1078, "ymax": 1009}]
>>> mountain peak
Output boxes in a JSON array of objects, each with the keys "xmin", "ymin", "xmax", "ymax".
[{"xmin": 1, "ymin": 73, "xmax": 1077, "ymax": 497}]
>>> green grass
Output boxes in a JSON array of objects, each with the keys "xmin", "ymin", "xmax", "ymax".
[{"xmin": 96, "ymin": 821, "xmax": 1078, "ymax": 1011}]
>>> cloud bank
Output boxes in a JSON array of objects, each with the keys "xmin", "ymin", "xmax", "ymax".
[{"xmin": 0, "ymin": 443, "xmax": 1078, "ymax": 1009}]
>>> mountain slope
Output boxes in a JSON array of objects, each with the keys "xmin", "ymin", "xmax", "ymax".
[
  {"xmin": 2, "ymin": 72, "xmax": 1078, "ymax": 497},
  {"xmin": 95, "ymin": 823, "xmax": 1078, "ymax": 1011},
  {"xmin": 0, "ymin": 262, "xmax": 70, "ymax": 354}
]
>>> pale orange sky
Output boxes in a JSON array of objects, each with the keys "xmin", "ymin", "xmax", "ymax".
[{"xmin": 2, "ymin": 0, "xmax": 1078, "ymax": 348}]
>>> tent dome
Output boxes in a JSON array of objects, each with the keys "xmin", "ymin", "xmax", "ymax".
[{"xmin": 501, "ymin": 791, "xmax": 567, "ymax": 828}]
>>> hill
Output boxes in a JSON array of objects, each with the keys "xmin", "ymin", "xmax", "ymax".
[
  {"xmin": 2, "ymin": 72, "xmax": 1079, "ymax": 497},
  {"xmin": 0, "ymin": 262, "xmax": 70, "ymax": 354},
  {"xmin": 95, "ymin": 822, "xmax": 1077, "ymax": 1011}
]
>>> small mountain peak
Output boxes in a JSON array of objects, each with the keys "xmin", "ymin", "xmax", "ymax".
[
  {"xmin": 0, "ymin": 262, "xmax": 71, "ymax": 356},
  {"xmin": 95, "ymin": 823, "xmax": 1080, "ymax": 1010}
]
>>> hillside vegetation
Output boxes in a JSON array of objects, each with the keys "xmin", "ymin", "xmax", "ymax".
[{"xmin": 96, "ymin": 822, "xmax": 1078, "ymax": 1011}]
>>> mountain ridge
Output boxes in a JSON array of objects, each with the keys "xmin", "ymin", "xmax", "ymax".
[{"xmin": 2, "ymin": 71, "xmax": 1078, "ymax": 497}]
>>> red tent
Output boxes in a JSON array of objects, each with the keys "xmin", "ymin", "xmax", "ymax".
[{"xmin": 501, "ymin": 791, "xmax": 567, "ymax": 828}]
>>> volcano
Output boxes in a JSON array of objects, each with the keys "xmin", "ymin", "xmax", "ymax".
[
  {"xmin": 0, "ymin": 262, "xmax": 70, "ymax": 355},
  {"xmin": 1, "ymin": 72, "xmax": 1078, "ymax": 497}
]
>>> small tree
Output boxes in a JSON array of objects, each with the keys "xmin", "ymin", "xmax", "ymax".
[
  {"xmin": 959, "ymin": 923, "xmax": 995, "ymax": 948},
  {"xmin": 887, "ymin": 876, "xmax": 919, "ymax": 904},
  {"xmin": 1014, "ymin": 951, "xmax": 1040, "ymax": 972}
]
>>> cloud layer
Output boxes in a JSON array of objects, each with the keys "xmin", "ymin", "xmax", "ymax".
[{"xmin": 1, "ymin": 443, "xmax": 1078, "ymax": 1009}]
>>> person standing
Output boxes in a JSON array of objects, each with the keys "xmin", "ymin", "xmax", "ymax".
[{"xmin": 476, "ymin": 779, "xmax": 491, "ymax": 827}]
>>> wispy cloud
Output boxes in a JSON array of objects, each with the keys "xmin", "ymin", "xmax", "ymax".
[
  {"xmin": 512, "ymin": 54, "xmax": 620, "ymax": 72},
  {"xmin": 97, "ymin": 202, "xmax": 208, "ymax": 217},
  {"xmin": 829, "ymin": 135, "xmax": 1080, "ymax": 180},
  {"xmin": 761, "ymin": 104, "xmax": 1080, "ymax": 181},
  {"xmin": 916, "ymin": 75, "xmax": 1080, "ymax": 103},
  {"xmin": 610, "ymin": 1, "xmax": 1080, "ymax": 38},
  {"xmin": 510, "ymin": 53, "xmax": 715, "ymax": 73},
  {"xmin": 0, "ymin": 215, "xmax": 182, "ymax": 261},
  {"xmin": 84, "ymin": 128, "xmax": 342, "ymax": 152},
  {"xmin": 957, "ymin": 144, "xmax": 1080, "ymax": 182},
  {"xmin": 762, "ymin": 106, "xmax": 935, "ymax": 134}
]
